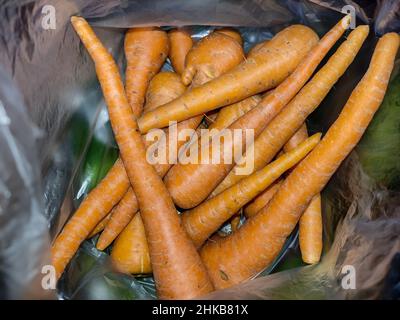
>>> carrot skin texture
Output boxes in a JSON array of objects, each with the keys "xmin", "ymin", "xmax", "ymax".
[
  {"xmin": 165, "ymin": 17, "xmax": 351, "ymax": 209},
  {"xmin": 88, "ymin": 211, "xmax": 112, "ymax": 238},
  {"xmin": 125, "ymin": 27, "xmax": 169, "ymax": 117},
  {"xmin": 182, "ymin": 133, "xmax": 321, "ymax": 248},
  {"xmin": 67, "ymin": 17, "xmax": 214, "ymax": 299},
  {"xmin": 299, "ymin": 194, "xmax": 322, "ymax": 264},
  {"xmin": 51, "ymin": 159, "xmax": 129, "ymax": 279},
  {"xmin": 200, "ymin": 32, "xmax": 400, "ymax": 289},
  {"xmin": 243, "ymin": 179, "xmax": 282, "ymax": 218},
  {"xmin": 111, "ymin": 213, "xmax": 152, "ymax": 274},
  {"xmin": 283, "ymin": 124, "xmax": 323, "ymax": 264},
  {"xmin": 144, "ymin": 71, "xmax": 187, "ymax": 113},
  {"xmin": 182, "ymin": 31, "xmax": 244, "ymax": 87},
  {"xmin": 212, "ymin": 24, "xmax": 369, "ymax": 197},
  {"xmin": 215, "ymin": 27, "xmax": 243, "ymax": 46},
  {"xmin": 168, "ymin": 28, "xmax": 193, "ymax": 75},
  {"xmin": 138, "ymin": 24, "xmax": 320, "ymax": 134}
]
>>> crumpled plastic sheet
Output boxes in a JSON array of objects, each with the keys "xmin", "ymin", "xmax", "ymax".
[{"xmin": 0, "ymin": 0, "xmax": 399, "ymax": 299}]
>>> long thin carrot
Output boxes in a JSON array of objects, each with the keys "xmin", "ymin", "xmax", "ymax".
[
  {"xmin": 168, "ymin": 28, "xmax": 193, "ymax": 75},
  {"xmin": 211, "ymin": 24, "xmax": 369, "ymax": 197},
  {"xmin": 111, "ymin": 213, "xmax": 152, "ymax": 274},
  {"xmin": 51, "ymin": 159, "xmax": 129, "ymax": 278},
  {"xmin": 96, "ymin": 187, "xmax": 139, "ymax": 250},
  {"xmin": 208, "ymin": 95, "xmax": 261, "ymax": 130},
  {"xmin": 165, "ymin": 16, "xmax": 349, "ymax": 209},
  {"xmin": 97, "ymin": 72, "xmax": 186, "ymax": 250},
  {"xmin": 137, "ymin": 24, "xmax": 320, "ymax": 133},
  {"xmin": 63, "ymin": 17, "xmax": 214, "ymax": 299},
  {"xmin": 283, "ymin": 124, "xmax": 323, "ymax": 264},
  {"xmin": 87, "ymin": 211, "xmax": 112, "ymax": 238},
  {"xmin": 182, "ymin": 133, "xmax": 321, "ymax": 248},
  {"xmin": 200, "ymin": 32, "xmax": 400, "ymax": 289},
  {"xmin": 243, "ymin": 179, "xmax": 282, "ymax": 218},
  {"xmin": 125, "ymin": 27, "xmax": 169, "ymax": 117}
]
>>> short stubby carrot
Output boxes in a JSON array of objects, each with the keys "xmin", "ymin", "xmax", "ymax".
[
  {"xmin": 66, "ymin": 17, "xmax": 214, "ymax": 299},
  {"xmin": 211, "ymin": 24, "xmax": 369, "ymax": 197},
  {"xmin": 111, "ymin": 213, "xmax": 152, "ymax": 275},
  {"xmin": 182, "ymin": 133, "xmax": 321, "ymax": 248},
  {"xmin": 143, "ymin": 71, "xmax": 187, "ymax": 113},
  {"xmin": 165, "ymin": 16, "xmax": 351, "ymax": 209},
  {"xmin": 247, "ymin": 39, "xmax": 269, "ymax": 58},
  {"xmin": 168, "ymin": 28, "xmax": 193, "ymax": 75},
  {"xmin": 138, "ymin": 24, "xmax": 320, "ymax": 133},
  {"xmin": 125, "ymin": 27, "xmax": 169, "ymax": 117},
  {"xmin": 215, "ymin": 27, "xmax": 243, "ymax": 46},
  {"xmin": 182, "ymin": 30, "xmax": 244, "ymax": 87},
  {"xmin": 200, "ymin": 32, "xmax": 400, "ymax": 290}
]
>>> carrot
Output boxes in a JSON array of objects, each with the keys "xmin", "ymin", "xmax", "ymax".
[
  {"xmin": 87, "ymin": 211, "xmax": 112, "ymax": 238},
  {"xmin": 208, "ymin": 95, "xmax": 261, "ymax": 130},
  {"xmin": 215, "ymin": 27, "xmax": 243, "ymax": 46},
  {"xmin": 168, "ymin": 28, "xmax": 193, "ymax": 75},
  {"xmin": 247, "ymin": 40, "xmax": 269, "ymax": 58},
  {"xmin": 182, "ymin": 30, "xmax": 244, "ymax": 87},
  {"xmin": 110, "ymin": 213, "xmax": 152, "ymax": 274},
  {"xmin": 200, "ymin": 32, "xmax": 400, "ymax": 289},
  {"xmin": 104, "ymin": 30, "xmax": 246, "ymax": 254},
  {"xmin": 96, "ymin": 188, "xmax": 139, "ymax": 250},
  {"xmin": 181, "ymin": 133, "xmax": 321, "ymax": 248},
  {"xmin": 143, "ymin": 71, "xmax": 187, "ymax": 113},
  {"xmin": 137, "ymin": 24, "xmax": 320, "ymax": 133},
  {"xmin": 283, "ymin": 124, "xmax": 323, "ymax": 264},
  {"xmin": 165, "ymin": 16, "xmax": 350, "ymax": 209},
  {"xmin": 125, "ymin": 27, "xmax": 169, "ymax": 117},
  {"xmin": 211, "ymin": 24, "xmax": 369, "ymax": 197},
  {"xmin": 243, "ymin": 179, "xmax": 282, "ymax": 218},
  {"xmin": 51, "ymin": 159, "xmax": 129, "ymax": 279},
  {"xmin": 65, "ymin": 17, "xmax": 214, "ymax": 299},
  {"xmin": 97, "ymin": 72, "xmax": 186, "ymax": 250}
]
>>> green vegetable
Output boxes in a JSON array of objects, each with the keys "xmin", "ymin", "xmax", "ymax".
[{"xmin": 357, "ymin": 72, "xmax": 400, "ymax": 189}]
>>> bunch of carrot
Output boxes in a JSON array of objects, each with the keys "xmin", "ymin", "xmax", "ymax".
[{"xmin": 51, "ymin": 15, "xmax": 399, "ymax": 299}]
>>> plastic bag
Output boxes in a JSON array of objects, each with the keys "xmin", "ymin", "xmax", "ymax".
[{"xmin": 0, "ymin": 0, "xmax": 399, "ymax": 299}]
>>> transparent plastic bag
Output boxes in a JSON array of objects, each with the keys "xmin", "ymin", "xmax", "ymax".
[{"xmin": 0, "ymin": 0, "xmax": 399, "ymax": 299}]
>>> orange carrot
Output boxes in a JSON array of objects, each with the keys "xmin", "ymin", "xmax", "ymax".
[
  {"xmin": 168, "ymin": 28, "xmax": 193, "ymax": 75},
  {"xmin": 200, "ymin": 32, "xmax": 400, "ymax": 289},
  {"xmin": 247, "ymin": 39, "xmax": 269, "ymax": 58},
  {"xmin": 143, "ymin": 71, "xmax": 187, "ymax": 113},
  {"xmin": 243, "ymin": 179, "xmax": 282, "ymax": 218},
  {"xmin": 138, "ymin": 24, "xmax": 320, "ymax": 133},
  {"xmin": 182, "ymin": 133, "xmax": 321, "ymax": 248},
  {"xmin": 182, "ymin": 30, "xmax": 244, "ymax": 87},
  {"xmin": 98, "ymin": 71, "xmax": 186, "ymax": 250},
  {"xmin": 111, "ymin": 213, "xmax": 152, "ymax": 274},
  {"xmin": 208, "ymin": 95, "xmax": 261, "ymax": 130},
  {"xmin": 283, "ymin": 124, "xmax": 323, "ymax": 264},
  {"xmin": 215, "ymin": 27, "xmax": 243, "ymax": 46},
  {"xmin": 125, "ymin": 27, "xmax": 169, "ymax": 117},
  {"xmin": 212, "ymin": 24, "xmax": 369, "ymax": 197},
  {"xmin": 96, "ymin": 188, "xmax": 138, "ymax": 250},
  {"xmin": 64, "ymin": 17, "xmax": 214, "ymax": 300},
  {"xmin": 165, "ymin": 16, "xmax": 350, "ymax": 209},
  {"xmin": 51, "ymin": 159, "xmax": 129, "ymax": 279},
  {"xmin": 87, "ymin": 212, "xmax": 112, "ymax": 238}
]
